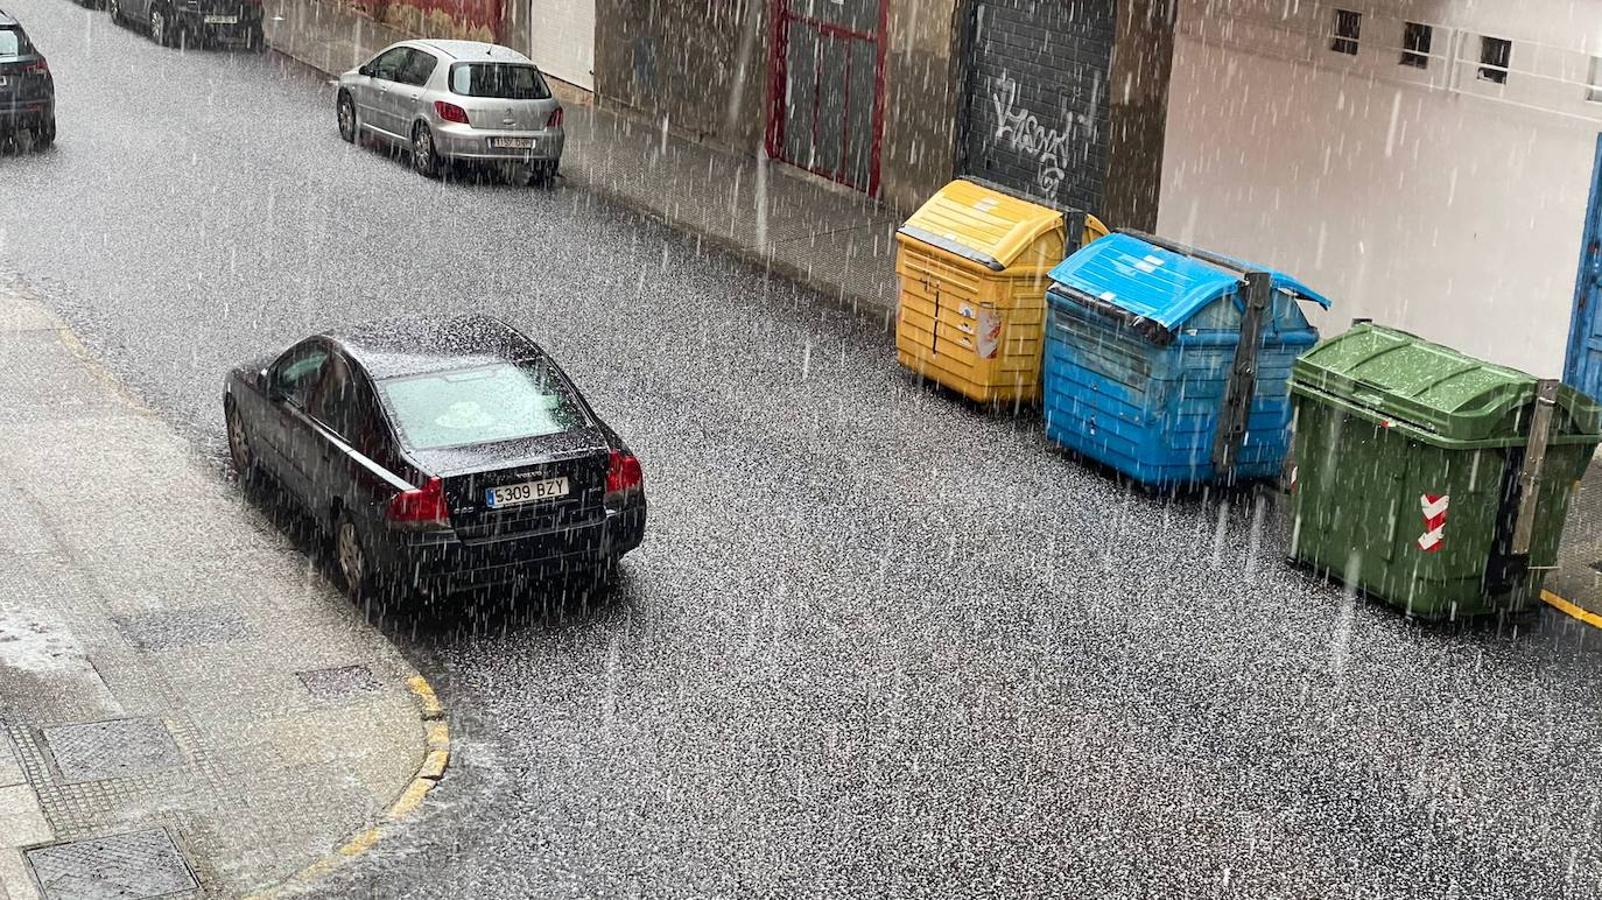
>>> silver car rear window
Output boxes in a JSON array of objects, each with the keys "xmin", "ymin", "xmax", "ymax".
[
  {"xmin": 377, "ymin": 361, "xmax": 584, "ymax": 450},
  {"xmin": 448, "ymin": 63, "xmax": 551, "ymax": 100}
]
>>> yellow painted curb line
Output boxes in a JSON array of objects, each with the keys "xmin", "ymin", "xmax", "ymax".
[
  {"xmin": 244, "ymin": 673, "xmax": 450, "ymax": 899},
  {"xmin": 1541, "ymin": 589, "xmax": 1602, "ymax": 629}
]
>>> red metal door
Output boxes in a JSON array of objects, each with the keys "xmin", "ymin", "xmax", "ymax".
[{"xmin": 765, "ymin": 0, "xmax": 886, "ymax": 196}]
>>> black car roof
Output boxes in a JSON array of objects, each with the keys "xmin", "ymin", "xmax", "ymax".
[{"xmin": 325, "ymin": 314, "xmax": 545, "ymax": 380}]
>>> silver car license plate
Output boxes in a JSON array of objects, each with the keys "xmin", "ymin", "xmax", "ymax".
[
  {"xmin": 204, "ymin": 14, "xmax": 238, "ymax": 23},
  {"xmin": 485, "ymin": 477, "xmax": 568, "ymax": 509},
  {"xmin": 490, "ymin": 137, "xmax": 534, "ymax": 149}
]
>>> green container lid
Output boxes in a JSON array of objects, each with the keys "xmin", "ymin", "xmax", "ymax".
[{"xmin": 1291, "ymin": 323, "xmax": 1602, "ymax": 447}]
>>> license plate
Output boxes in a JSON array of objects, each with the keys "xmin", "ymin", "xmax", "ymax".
[
  {"xmin": 204, "ymin": 14, "xmax": 238, "ymax": 23},
  {"xmin": 485, "ymin": 477, "xmax": 568, "ymax": 509},
  {"xmin": 490, "ymin": 137, "xmax": 534, "ymax": 149}
]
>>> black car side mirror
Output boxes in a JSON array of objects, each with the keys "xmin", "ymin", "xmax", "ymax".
[
  {"xmin": 264, "ymin": 371, "xmax": 287, "ymax": 402},
  {"xmin": 359, "ymin": 64, "xmax": 374, "ymax": 77}
]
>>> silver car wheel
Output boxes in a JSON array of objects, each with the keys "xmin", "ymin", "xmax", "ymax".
[
  {"xmin": 336, "ymin": 519, "xmax": 365, "ymax": 595},
  {"xmin": 149, "ymin": 7, "xmax": 166, "ymax": 45},
  {"xmin": 337, "ymin": 94, "xmax": 355, "ymax": 143},
  {"xmin": 412, "ymin": 125, "xmax": 437, "ymax": 177}
]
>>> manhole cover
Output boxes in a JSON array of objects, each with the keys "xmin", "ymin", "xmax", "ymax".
[
  {"xmin": 297, "ymin": 665, "xmax": 380, "ymax": 699},
  {"xmin": 116, "ymin": 609, "xmax": 248, "ymax": 651},
  {"xmin": 42, "ymin": 718, "xmax": 183, "ymax": 784},
  {"xmin": 26, "ymin": 828, "xmax": 198, "ymax": 900}
]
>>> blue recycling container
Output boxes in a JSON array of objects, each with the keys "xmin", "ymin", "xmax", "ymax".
[{"xmin": 1042, "ymin": 233, "xmax": 1331, "ymax": 486}]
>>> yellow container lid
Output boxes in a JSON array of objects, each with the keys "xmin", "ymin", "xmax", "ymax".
[{"xmin": 898, "ymin": 179, "xmax": 1064, "ymax": 272}]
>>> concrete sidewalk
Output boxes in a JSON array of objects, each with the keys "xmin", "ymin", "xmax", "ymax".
[
  {"xmin": 0, "ymin": 282, "xmax": 438, "ymax": 899},
  {"xmin": 1543, "ymin": 452, "xmax": 1602, "ymax": 624},
  {"xmin": 262, "ymin": 0, "xmax": 902, "ymax": 317}
]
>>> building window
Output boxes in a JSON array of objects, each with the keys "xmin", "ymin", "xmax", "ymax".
[
  {"xmin": 1400, "ymin": 22, "xmax": 1432, "ymax": 69},
  {"xmin": 1588, "ymin": 56, "xmax": 1602, "ymax": 102},
  {"xmin": 1330, "ymin": 9, "xmax": 1361, "ymax": 56},
  {"xmin": 1478, "ymin": 36, "xmax": 1512, "ymax": 84}
]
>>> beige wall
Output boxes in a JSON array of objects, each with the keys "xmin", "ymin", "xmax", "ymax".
[
  {"xmin": 879, "ymin": 0, "xmax": 962, "ymax": 212},
  {"xmin": 1157, "ymin": 0, "xmax": 1602, "ymax": 377}
]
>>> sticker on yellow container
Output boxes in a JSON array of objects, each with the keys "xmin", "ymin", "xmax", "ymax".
[{"xmin": 978, "ymin": 307, "xmax": 1002, "ymax": 359}]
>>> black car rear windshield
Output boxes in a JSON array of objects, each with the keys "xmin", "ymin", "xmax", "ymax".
[
  {"xmin": 377, "ymin": 361, "xmax": 585, "ymax": 450},
  {"xmin": 0, "ymin": 28, "xmax": 30, "ymax": 56},
  {"xmin": 449, "ymin": 63, "xmax": 550, "ymax": 100}
]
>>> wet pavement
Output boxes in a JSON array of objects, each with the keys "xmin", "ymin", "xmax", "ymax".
[{"xmin": 8, "ymin": 1, "xmax": 1602, "ymax": 896}]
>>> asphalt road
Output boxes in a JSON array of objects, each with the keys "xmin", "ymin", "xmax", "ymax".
[{"xmin": 8, "ymin": 3, "xmax": 1602, "ymax": 897}]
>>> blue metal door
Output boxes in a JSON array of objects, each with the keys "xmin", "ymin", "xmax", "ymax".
[{"xmin": 1565, "ymin": 135, "xmax": 1602, "ymax": 398}]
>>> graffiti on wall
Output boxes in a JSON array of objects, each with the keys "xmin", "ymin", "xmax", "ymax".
[
  {"xmin": 348, "ymin": 0, "xmax": 498, "ymax": 43},
  {"xmin": 989, "ymin": 71, "xmax": 1095, "ymax": 200}
]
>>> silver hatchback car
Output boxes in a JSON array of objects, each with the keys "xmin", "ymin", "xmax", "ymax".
[{"xmin": 337, "ymin": 40, "xmax": 564, "ymax": 184}]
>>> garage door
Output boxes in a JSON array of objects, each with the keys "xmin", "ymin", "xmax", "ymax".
[
  {"xmin": 528, "ymin": 0, "xmax": 595, "ymax": 90},
  {"xmin": 958, "ymin": 0, "xmax": 1115, "ymax": 213}
]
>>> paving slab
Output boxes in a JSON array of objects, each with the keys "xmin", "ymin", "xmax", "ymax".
[{"xmin": 0, "ymin": 289, "xmax": 436, "ymax": 898}]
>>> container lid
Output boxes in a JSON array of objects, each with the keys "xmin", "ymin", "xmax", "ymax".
[
  {"xmin": 1291, "ymin": 323, "xmax": 1602, "ymax": 445},
  {"xmin": 1045, "ymin": 233, "xmax": 1331, "ymax": 332},
  {"xmin": 897, "ymin": 179, "xmax": 1064, "ymax": 272}
]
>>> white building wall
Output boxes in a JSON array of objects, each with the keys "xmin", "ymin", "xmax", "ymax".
[
  {"xmin": 528, "ymin": 0, "xmax": 595, "ymax": 90},
  {"xmin": 1157, "ymin": 0, "xmax": 1602, "ymax": 377}
]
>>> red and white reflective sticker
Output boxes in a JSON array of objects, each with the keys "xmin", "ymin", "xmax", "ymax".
[{"xmin": 1417, "ymin": 494, "xmax": 1449, "ymax": 552}]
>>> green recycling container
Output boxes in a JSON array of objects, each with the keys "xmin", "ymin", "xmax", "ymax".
[{"xmin": 1287, "ymin": 323, "xmax": 1602, "ymax": 619}]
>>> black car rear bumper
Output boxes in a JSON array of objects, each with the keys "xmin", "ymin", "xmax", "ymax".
[
  {"xmin": 0, "ymin": 98, "xmax": 52, "ymax": 131},
  {"xmin": 373, "ymin": 502, "xmax": 646, "ymax": 596}
]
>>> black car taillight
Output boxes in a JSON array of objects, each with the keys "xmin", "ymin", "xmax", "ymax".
[
  {"xmin": 389, "ymin": 476, "xmax": 449, "ymax": 526},
  {"xmin": 21, "ymin": 60, "xmax": 47, "ymax": 76},
  {"xmin": 605, "ymin": 450, "xmax": 642, "ymax": 507}
]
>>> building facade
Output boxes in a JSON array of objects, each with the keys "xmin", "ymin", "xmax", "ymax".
[
  {"xmin": 1156, "ymin": 0, "xmax": 1602, "ymax": 388},
  {"xmin": 582, "ymin": 0, "xmax": 1169, "ymax": 221}
]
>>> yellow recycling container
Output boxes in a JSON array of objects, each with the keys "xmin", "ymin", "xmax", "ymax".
[{"xmin": 895, "ymin": 179, "xmax": 1099, "ymax": 404}]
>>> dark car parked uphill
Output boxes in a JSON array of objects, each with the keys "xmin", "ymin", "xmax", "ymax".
[
  {"xmin": 109, "ymin": 0, "xmax": 264, "ymax": 50},
  {"xmin": 222, "ymin": 315, "xmax": 646, "ymax": 602},
  {"xmin": 0, "ymin": 10, "xmax": 53, "ymax": 148}
]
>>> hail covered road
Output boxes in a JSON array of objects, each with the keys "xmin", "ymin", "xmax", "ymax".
[{"xmin": 6, "ymin": 1, "xmax": 1602, "ymax": 896}]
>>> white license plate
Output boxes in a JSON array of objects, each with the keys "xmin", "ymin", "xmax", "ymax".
[
  {"xmin": 204, "ymin": 14, "xmax": 238, "ymax": 23},
  {"xmin": 490, "ymin": 137, "xmax": 534, "ymax": 149},
  {"xmin": 485, "ymin": 477, "xmax": 568, "ymax": 509}
]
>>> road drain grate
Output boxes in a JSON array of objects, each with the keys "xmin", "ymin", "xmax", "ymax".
[
  {"xmin": 297, "ymin": 664, "xmax": 380, "ymax": 699},
  {"xmin": 26, "ymin": 828, "xmax": 198, "ymax": 900},
  {"xmin": 116, "ymin": 609, "xmax": 248, "ymax": 651},
  {"xmin": 42, "ymin": 718, "xmax": 184, "ymax": 784}
]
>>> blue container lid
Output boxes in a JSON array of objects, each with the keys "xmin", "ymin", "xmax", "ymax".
[{"xmin": 1046, "ymin": 233, "xmax": 1331, "ymax": 332}]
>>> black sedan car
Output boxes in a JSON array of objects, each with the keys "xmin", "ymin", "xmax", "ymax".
[
  {"xmin": 0, "ymin": 10, "xmax": 53, "ymax": 148},
  {"xmin": 223, "ymin": 315, "xmax": 645, "ymax": 601}
]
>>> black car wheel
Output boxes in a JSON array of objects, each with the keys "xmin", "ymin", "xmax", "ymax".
[
  {"xmin": 411, "ymin": 123, "xmax": 438, "ymax": 178},
  {"xmin": 225, "ymin": 401, "xmax": 256, "ymax": 483},
  {"xmin": 33, "ymin": 117, "xmax": 55, "ymax": 150},
  {"xmin": 335, "ymin": 513, "xmax": 376, "ymax": 602},
  {"xmin": 337, "ymin": 92, "xmax": 356, "ymax": 143},
  {"xmin": 245, "ymin": 23, "xmax": 265, "ymax": 51},
  {"xmin": 149, "ymin": 5, "xmax": 172, "ymax": 47}
]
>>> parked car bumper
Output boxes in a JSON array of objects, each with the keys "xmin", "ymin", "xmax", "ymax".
[
  {"xmin": 374, "ymin": 501, "xmax": 644, "ymax": 596},
  {"xmin": 434, "ymin": 124, "xmax": 564, "ymax": 164},
  {"xmin": 170, "ymin": 6, "xmax": 263, "ymax": 41},
  {"xmin": 0, "ymin": 98, "xmax": 53, "ymax": 131}
]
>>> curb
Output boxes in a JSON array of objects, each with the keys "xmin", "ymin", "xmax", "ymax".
[
  {"xmin": 1540, "ymin": 589, "xmax": 1602, "ymax": 629},
  {"xmin": 245, "ymin": 674, "xmax": 449, "ymax": 899}
]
